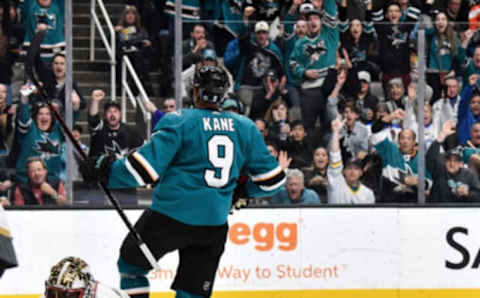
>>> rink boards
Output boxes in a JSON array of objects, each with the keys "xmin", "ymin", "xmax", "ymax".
[{"xmin": 1, "ymin": 208, "xmax": 480, "ymax": 298}]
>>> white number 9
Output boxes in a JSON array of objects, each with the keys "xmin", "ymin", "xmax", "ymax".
[{"xmin": 204, "ymin": 135, "xmax": 234, "ymax": 188}]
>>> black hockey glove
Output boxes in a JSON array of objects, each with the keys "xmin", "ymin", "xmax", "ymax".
[
  {"xmin": 79, "ymin": 154, "xmax": 117, "ymax": 185},
  {"xmin": 230, "ymin": 175, "xmax": 249, "ymax": 214}
]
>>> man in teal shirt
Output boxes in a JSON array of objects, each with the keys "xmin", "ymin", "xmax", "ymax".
[{"xmin": 270, "ymin": 169, "xmax": 321, "ymax": 205}]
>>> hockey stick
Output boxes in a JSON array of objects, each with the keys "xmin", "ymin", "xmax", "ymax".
[{"xmin": 26, "ymin": 29, "xmax": 160, "ymax": 271}]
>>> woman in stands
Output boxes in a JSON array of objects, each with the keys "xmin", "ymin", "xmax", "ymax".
[
  {"xmin": 264, "ymin": 99, "xmax": 291, "ymax": 146},
  {"xmin": 115, "ymin": 5, "xmax": 153, "ymax": 97},
  {"xmin": 339, "ymin": 0, "xmax": 378, "ymax": 77},
  {"xmin": 302, "ymin": 147, "xmax": 329, "ymax": 204},
  {"xmin": 14, "ymin": 83, "xmax": 80, "ymax": 184},
  {"xmin": 424, "ymin": 11, "xmax": 471, "ymax": 104}
]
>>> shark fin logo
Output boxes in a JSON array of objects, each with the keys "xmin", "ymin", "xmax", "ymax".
[
  {"xmin": 35, "ymin": 136, "xmax": 60, "ymax": 160},
  {"xmin": 104, "ymin": 141, "xmax": 129, "ymax": 159}
]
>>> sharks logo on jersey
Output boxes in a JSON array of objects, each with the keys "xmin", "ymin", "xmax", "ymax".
[
  {"xmin": 35, "ymin": 135, "xmax": 61, "ymax": 160},
  {"xmin": 104, "ymin": 141, "xmax": 130, "ymax": 159},
  {"xmin": 248, "ymin": 52, "xmax": 272, "ymax": 78},
  {"xmin": 383, "ymin": 164, "xmax": 432, "ymax": 193},
  {"xmin": 436, "ymin": 39, "xmax": 453, "ymax": 56},
  {"xmin": 35, "ymin": 9, "xmax": 57, "ymax": 30},
  {"xmin": 388, "ymin": 26, "xmax": 407, "ymax": 48},
  {"xmin": 304, "ymin": 40, "xmax": 327, "ymax": 64}
]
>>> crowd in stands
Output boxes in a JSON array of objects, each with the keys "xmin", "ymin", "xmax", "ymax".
[{"xmin": 5, "ymin": 0, "xmax": 480, "ymax": 206}]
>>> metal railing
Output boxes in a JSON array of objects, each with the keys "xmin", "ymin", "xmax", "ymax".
[
  {"xmin": 121, "ymin": 55, "xmax": 152, "ymax": 141},
  {"xmin": 90, "ymin": 0, "xmax": 116, "ymax": 100}
]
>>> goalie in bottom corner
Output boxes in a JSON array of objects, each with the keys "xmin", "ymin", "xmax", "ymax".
[{"xmin": 44, "ymin": 257, "xmax": 129, "ymax": 298}]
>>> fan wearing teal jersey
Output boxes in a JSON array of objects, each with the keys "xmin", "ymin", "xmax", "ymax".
[{"xmin": 80, "ymin": 65, "xmax": 286, "ymax": 298}]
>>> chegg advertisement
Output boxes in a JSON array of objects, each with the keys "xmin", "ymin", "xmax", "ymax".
[
  {"xmin": 148, "ymin": 217, "xmax": 342, "ymax": 287},
  {"xmin": 2, "ymin": 208, "xmax": 480, "ymax": 298}
]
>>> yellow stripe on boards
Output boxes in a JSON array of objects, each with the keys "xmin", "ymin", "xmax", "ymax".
[{"xmin": 4, "ymin": 289, "xmax": 480, "ymax": 298}]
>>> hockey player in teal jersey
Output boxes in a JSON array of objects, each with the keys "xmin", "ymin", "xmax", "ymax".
[{"xmin": 80, "ymin": 65, "xmax": 286, "ymax": 298}]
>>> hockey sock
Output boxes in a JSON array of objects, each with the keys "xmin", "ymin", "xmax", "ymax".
[
  {"xmin": 117, "ymin": 256, "xmax": 150, "ymax": 298},
  {"xmin": 175, "ymin": 289, "xmax": 204, "ymax": 298}
]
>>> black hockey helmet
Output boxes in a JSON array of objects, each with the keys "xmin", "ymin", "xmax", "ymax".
[{"xmin": 194, "ymin": 65, "xmax": 229, "ymax": 105}]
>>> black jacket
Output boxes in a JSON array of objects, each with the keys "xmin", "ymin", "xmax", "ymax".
[{"xmin": 427, "ymin": 141, "xmax": 480, "ymax": 203}]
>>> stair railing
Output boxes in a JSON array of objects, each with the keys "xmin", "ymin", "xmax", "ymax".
[
  {"xmin": 121, "ymin": 55, "xmax": 152, "ymax": 141},
  {"xmin": 89, "ymin": 0, "xmax": 116, "ymax": 100}
]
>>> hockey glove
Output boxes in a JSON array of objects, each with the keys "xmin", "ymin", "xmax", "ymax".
[
  {"xmin": 79, "ymin": 154, "xmax": 117, "ymax": 185},
  {"xmin": 230, "ymin": 175, "xmax": 249, "ymax": 214}
]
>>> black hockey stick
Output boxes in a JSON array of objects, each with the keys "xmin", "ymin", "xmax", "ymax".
[{"xmin": 26, "ymin": 29, "xmax": 160, "ymax": 271}]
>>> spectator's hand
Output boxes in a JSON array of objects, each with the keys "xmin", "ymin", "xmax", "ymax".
[
  {"xmin": 143, "ymin": 40, "xmax": 151, "ymax": 47},
  {"xmin": 115, "ymin": 25, "xmax": 124, "ymax": 32},
  {"xmin": 91, "ymin": 89, "xmax": 105, "ymax": 102},
  {"xmin": 391, "ymin": 109, "xmax": 406, "ymax": 121},
  {"xmin": 404, "ymin": 176, "xmax": 419, "ymax": 186},
  {"xmin": 342, "ymin": 48, "xmax": 352, "ymax": 69},
  {"xmin": 72, "ymin": 90, "xmax": 81, "ymax": 111},
  {"xmin": 244, "ymin": 6, "xmax": 256, "ymax": 18},
  {"xmin": 336, "ymin": 69, "xmax": 347, "ymax": 86},
  {"xmin": 305, "ymin": 70, "xmax": 320, "ymax": 79},
  {"xmin": 469, "ymin": 74, "xmax": 479, "ymax": 86},
  {"xmin": 40, "ymin": 182, "xmax": 57, "ymax": 198},
  {"xmin": 36, "ymin": 23, "xmax": 48, "ymax": 32},
  {"xmin": 279, "ymin": 75, "xmax": 287, "ymax": 94},
  {"xmin": 357, "ymin": 151, "xmax": 368, "ymax": 160},
  {"xmin": 366, "ymin": 1, "xmax": 372, "ymax": 10},
  {"xmin": 278, "ymin": 150, "xmax": 292, "ymax": 169},
  {"xmin": 145, "ymin": 101, "xmax": 158, "ymax": 113},
  {"xmin": 457, "ymin": 185, "xmax": 469, "ymax": 197},
  {"xmin": 331, "ymin": 115, "xmax": 344, "ymax": 133},
  {"xmin": 293, "ymin": 0, "xmax": 304, "ymax": 5},
  {"xmin": 8, "ymin": 104, "xmax": 16, "ymax": 115},
  {"xmin": 309, "ymin": 175, "xmax": 328, "ymax": 187},
  {"xmin": 0, "ymin": 197, "xmax": 9, "ymax": 207},
  {"xmin": 194, "ymin": 38, "xmax": 207, "ymax": 53},
  {"xmin": 462, "ymin": 29, "xmax": 474, "ymax": 48},
  {"xmin": 407, "ymin": 82, "xmax": 417, "ymax": 102},
  {"xmin": 0, "ymin": 180, "xmax": 12, "ymax": 192},
  {"xmin": 437, "ymin": 120, "xmax": 456, "ymax": 142},
  {"xmin": 56, "ymin": 195, "xmax": 68, "ymax": 205}
]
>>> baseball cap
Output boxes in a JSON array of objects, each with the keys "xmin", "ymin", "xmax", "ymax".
[
  {"xmin": 221, "ymin": 98, "xmax": 240, "ymax": 111},
  {"xmin": 358, "ymin": 71, "xmax": 371, "ymax": 83},
  {"xmin": 445, "ymin": 147, "xmax": 463, "ymax": 160},
  {"xmin": 255, "ymin": 21, "xmax": 269, "ymax": 33},
  {"xmin": 103, "ymin": 100, "xmax": 121, "ymax": 112},
  {"xmin": 299, "ymin": 3, "xmax": 314, "ymax": 14},
  {"xmin": 202, "ymin": 49, "xmax": 217, "ymax": 61}
]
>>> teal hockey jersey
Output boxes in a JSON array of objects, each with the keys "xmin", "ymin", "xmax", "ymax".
[
  {"xmin": 22, "ymin": 0, "xmax": 65, "ymax": 61},
  {"xmin": 289, "ymin": 0, "xmax": 339, "ymax": 88},
  {"xmin": 15, "ymin": 101, "xmax": 65, "ymax": 183},
  {"xmin": 108, "ymin": 109, "xmax": 286, "ymax": 226}
]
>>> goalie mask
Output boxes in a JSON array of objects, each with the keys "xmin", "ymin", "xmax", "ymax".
[
  {"xmin": 45, "ymin": 257, "xmax": 94, "ymax": 298},
  {"xmin": 194, "ymin": 65, "xmax": 229, "ymax": 105}
]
